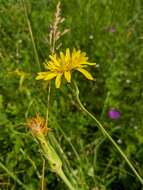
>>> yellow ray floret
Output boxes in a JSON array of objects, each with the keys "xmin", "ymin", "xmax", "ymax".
[{"xmin": 36, "ymin": 49, "xmax": 95, "ymax": 88}]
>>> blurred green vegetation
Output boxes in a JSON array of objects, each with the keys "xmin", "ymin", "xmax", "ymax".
[{"xmin": 0, "ymin": 0, "xmax": 143, "ymax": 189}]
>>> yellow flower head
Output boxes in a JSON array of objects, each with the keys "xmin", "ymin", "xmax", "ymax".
[{"xmin": 36, "ymin": 49, "xmax": 95, "ymax": 88}]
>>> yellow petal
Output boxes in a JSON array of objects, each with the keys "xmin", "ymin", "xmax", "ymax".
[
  {"xmin": 49, "ymin": 55, "xmax": 60, "ymax": 66},
  {"xmin": 76, "ymin": 68, "xmax": 93, "ymax": 80},
  {"xmin": 49, "ymin": 54, "xmax": 57, "ymax": 62},
  {"xmin": 84, "ymin": 62, "xmax": 96, "ymax": 66},
  {"xmin": 44, "ymin": 73, "xmax": 57, "ymax": 80},
  {"xmin": 55, "ymin": 74, "xmax": 62, "ymax": 88},
  {"xmin": 36, "ymin": 72, "xmax": 57, "ymax": 80},
  {"xmin": 65, "ymin": 48, "xmax": 70, "ymax": 62},
  {"xmin": 60, "ymin": 52, "xmax": 65, "ymax": 61},
  {"xmin": 64, "ymin": 71, "xmax": 71, "ymax": 82},
  {"xmin": 72, "ymin": 48, "xmax": 77, "ymax": 59},
  {"xmin": 66, "ymin": 48, "xmax": 70, "ymax": 58},
  {"xmin": 36, "ymin": 72, "xmax": 47, "ymax": 80}
]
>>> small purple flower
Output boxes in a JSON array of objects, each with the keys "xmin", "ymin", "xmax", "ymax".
[
  {"xmin": 108, "ymin": 108, "xmax": 121, "ymax": 120},
  {"xmin": 109, "ymin": 27, "xmax": 116, "ymax": 33}
]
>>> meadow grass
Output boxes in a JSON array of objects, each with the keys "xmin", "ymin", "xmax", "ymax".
[{"xmin": 0, "ymin": 0, "xmax": 143, "ymax": 189}]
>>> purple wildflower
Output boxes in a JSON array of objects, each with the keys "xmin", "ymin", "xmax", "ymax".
[
  {"xmin": 109, "ymin": 27, "xmax": 116, "ymax": 33},
  {"xmin": 108, "ymin": 108, "xmax": 121, "ymax": 120}
]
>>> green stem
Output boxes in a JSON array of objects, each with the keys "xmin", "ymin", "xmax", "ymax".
[
  {"xmin": 21, "ymin": 0, "xmax": 41, "ymax": 71},
  {"xmin": 59, "ymin": 170, "xmax": 75, "ymax": 190},
  {"xmin": 0, "ymin": 162, "xmax": 29, "ymax": 190},
  {"xmin": 100, "ymin": 91, "xmax": 110, "ymax": 119},
  {"xmin": 74, "ymin": 82, "xmax": 143, "ymax": 186},
  {"xmin": 37, "ymin": 134, "xmax": 76, "ymax": 190},
  {"xmin": 45, "ymin": 82, "xmax": 51, "ymax": 126}
]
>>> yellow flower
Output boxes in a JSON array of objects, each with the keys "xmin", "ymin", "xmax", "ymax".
[{"xmin": 36, "ymin": 49, "xmax": 95, "ymax": 88}]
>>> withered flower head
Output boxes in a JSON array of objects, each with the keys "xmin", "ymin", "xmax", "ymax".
[{"xmin": 27, "ymin": 113, "xmax": 49, "ymax": 135}]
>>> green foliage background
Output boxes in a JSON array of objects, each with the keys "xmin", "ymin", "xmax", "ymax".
[{"xmin": 0, "ymin": 0, "xmax": 143, "ymax": 189}]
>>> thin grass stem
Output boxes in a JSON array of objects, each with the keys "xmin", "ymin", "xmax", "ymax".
[
  {"xmin": 0, "ymin": 162, "xmax": 29, "ymax": 190},
  {"xmin": 20, "ymin": 148, "xmax": 40, "ymax": 178},
  {"xmin": 45, "ymin": 82, "xmax": 51, "ymax": 126},
  {"xmin": 58, "ymin": 170, "xmax": 75, "ymax": 190},
  {"xmin": 41, "ymin": 158, "xmax": 45, "ymax": 190},
  {"xmin": 74, "ymin": 82, "xmax": 143, "ymax": 186},
  {"xmin": 50, "ymin": 113, "xmax": 87, "ymax": 189},
  {"xmin": 21, "ymin": 0, "xmax": 41, "ymax": 71}
]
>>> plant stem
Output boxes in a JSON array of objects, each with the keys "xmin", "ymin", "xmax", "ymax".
[
  {"xmin": 74, "ymin": 82, "xmax": 143, "ymax": 186},
  {"xmin": 45, "ymin": 82, "xmax": 51, "ymax": 126},
  {"xmin": 59, "ymin": 170, "xmax": 75, "ymax": 190},
  {"xmin": 0, "ymin": 162, "xmax": 29, "ymax": 190},
  {"xmin": 41, "ymin": 158, "xmax": 45, "ymax": 190},
  {"xmin": 37, "ymin": 133, "xmax": 76, "ymax": 190},
  {"xmin": 21, "ymin": 0, "xmax": 41, "ymax": 71},
  {"xmin": 100, "ymin": 91, "xmax": 110, "ymax": 119}
]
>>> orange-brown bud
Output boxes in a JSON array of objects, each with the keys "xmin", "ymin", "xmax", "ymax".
[{"xmin": 27, "ymin": 113, "xmax": 50, "ymax": 135}]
